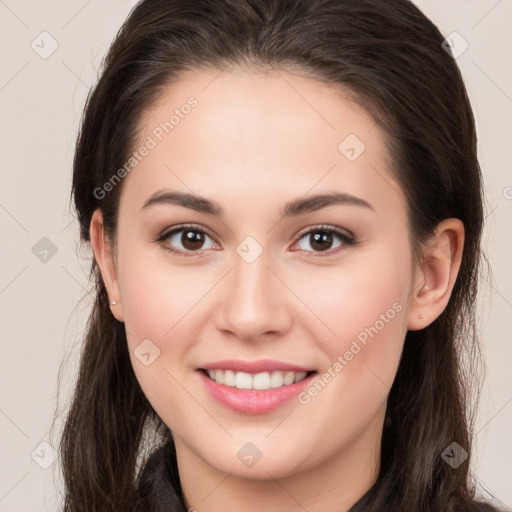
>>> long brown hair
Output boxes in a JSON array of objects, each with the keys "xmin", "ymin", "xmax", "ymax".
[{"xmin": 56, "ymin": 0, "xmax": 502, "ymax": 510}]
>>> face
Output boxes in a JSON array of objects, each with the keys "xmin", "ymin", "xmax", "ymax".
[{"xmin": 100, "ymin": 69, "xmax": 418, "ymax": 481}]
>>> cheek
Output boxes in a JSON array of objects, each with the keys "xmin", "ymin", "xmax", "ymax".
[
  {"xmin": 294, "ymin": 248, "xmax": 411, "ymax": 355},
  {"xmin": 293, "ymin": 243, "xmax": 411, "ymax": 409},
  {"xmin": 116, "ymin": 246, "xmax": 191, "ymax": 391},
  {"xmin": 119, "ymin": 263, "xmax": 196, "ymax": 419},
  {"xmin": 117, "ymin": 246, "xmax": 221, "ymax": 408},
  {"xmin": 118, "ymin": 243, "xmax": 191, "ymax": 340},
  {"xmin": 298, "ymin": 256, "xmax": 410, "ymax": 434},
  {"xmin": 290, "ymin": 287, "xmax": 407, "ymax": 465}
]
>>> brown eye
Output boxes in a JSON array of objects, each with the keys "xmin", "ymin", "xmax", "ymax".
[
  {"xmin": 294, "ymin": 226, "xmax": 354, "ymax": 255},
  {"xmin": 309, "ymin": 232, "xmax": 335, "ymax": 251},
  {"xmin": 160, "ymin": 225, "xmax": 218, "ymax": 255},
  {"xmin": 179, "ymin": 230, "xmax": 207, "ymax": 251}
]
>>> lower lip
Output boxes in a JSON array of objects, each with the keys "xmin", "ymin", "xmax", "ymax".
[{"xmin": 197, "ymin": 370, "xmax": 316, "ymax": 414}]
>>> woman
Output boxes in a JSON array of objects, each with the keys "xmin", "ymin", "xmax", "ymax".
[{"xmin": 56, "ymin": 0, "xmax": 504, "ymax": 510}]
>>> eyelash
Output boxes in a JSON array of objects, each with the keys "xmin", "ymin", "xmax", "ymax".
[{"xmin": 155, "ymin": 223, "xmax": 356, "ymax": 258}]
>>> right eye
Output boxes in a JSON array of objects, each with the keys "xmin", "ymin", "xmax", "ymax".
[{"xmin": 156, "ymin": 224, "xmax": 220, "ymax": 257}]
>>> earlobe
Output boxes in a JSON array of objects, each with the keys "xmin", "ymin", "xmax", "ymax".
[
  {"xmin": 407, "ymin": 218, "xmax": 464, "ymax": 331},
  {"xmin": 89, "ymin": 209, "xmax": 124, "ymax": 323}
]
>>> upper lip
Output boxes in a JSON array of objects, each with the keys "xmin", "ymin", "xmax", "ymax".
[{"xmin": 198, "ymin": 359, "xmax": 315, "ymax": 374}]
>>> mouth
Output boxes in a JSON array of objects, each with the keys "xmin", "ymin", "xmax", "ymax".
[
  {"xmin": 196, "ymin": 361, "xmax": 318, "ymax": 414},
  {"xmin": 198, "ymin": 368, "xmax": 317, "ymax": 390}
]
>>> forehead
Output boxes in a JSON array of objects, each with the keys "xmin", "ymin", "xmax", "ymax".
[{"xmin": 121, "ymin": 68, "xmax": 405, "ymax": 220}]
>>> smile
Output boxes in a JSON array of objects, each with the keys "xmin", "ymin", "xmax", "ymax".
[
  {"xmin": 196, "ymin": 360, "xmax": 318, "ymax": 414},
  {"xmin": 202, "ymin": 369, "xmax": 313, "ymax": 390}
]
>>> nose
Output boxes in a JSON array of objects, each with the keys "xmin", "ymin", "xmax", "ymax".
[{"xmin": 214, "ymin": 251, "xmax": 293, "ymax": 343}]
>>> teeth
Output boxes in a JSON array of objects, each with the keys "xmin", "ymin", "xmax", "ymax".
[
  {"xmin": 224, "ymin": 369, "xmax": 236, "ymax": 387},
  {"xmin": 235, "ymin": 371, "xmax": 252, "ymax": 389},
  {"xmin": 205, "ymin": 369, "xmax": 309, "ymax": 390}
]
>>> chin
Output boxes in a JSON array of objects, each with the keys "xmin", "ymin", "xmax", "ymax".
[{"xmin": 197, "ymin": 439, "xmax": 310, "ymax": 480}]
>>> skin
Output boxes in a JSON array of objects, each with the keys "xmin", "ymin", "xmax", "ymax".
[{"xmin": 90, "ymin": 68, "xmax": 464, "ymax": 512}]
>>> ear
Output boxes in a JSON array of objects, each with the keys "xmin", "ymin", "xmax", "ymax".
[
  {"xmin": 89, "ymin": 208, "xmax": 124, "ymax": 323},
  {"xmin": 407, "ymin": 218, "xmax": 464, "ymax": 330}
]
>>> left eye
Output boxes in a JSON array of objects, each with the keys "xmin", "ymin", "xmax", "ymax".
[
  {"xmin": 157, "ymin": 225, "xmax": 354, "ymax": 257},
  {"xmin": 293, "ymin": 227, "xmax": 353, "ymax": 254}
]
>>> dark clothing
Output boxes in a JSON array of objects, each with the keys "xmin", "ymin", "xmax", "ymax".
[{"xmin": 136, "ymin": 442, "xmax": 188, "ymax": 511}]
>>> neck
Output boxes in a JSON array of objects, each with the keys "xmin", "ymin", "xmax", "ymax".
[{"xmin": 175, "ymin": 406, "xmax": 384, "ymax": 512}]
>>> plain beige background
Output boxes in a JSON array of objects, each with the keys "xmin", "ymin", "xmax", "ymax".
[{"xmin": 0, "ymin": 1, "xmax": 511, "ymax": 510}]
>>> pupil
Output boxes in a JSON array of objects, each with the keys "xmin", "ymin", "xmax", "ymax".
[
  {"xmin": 311, "ymin": 232, "xmax": 332, "ymax": 251},
  {"xmin": 183, "ymin": 230, "xmax": 204, "ymax": 250}
]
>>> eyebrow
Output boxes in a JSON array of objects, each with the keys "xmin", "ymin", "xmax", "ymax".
[{"xmin": 141, "ymin": 190, "xmax": 374, "ymax": 217}]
